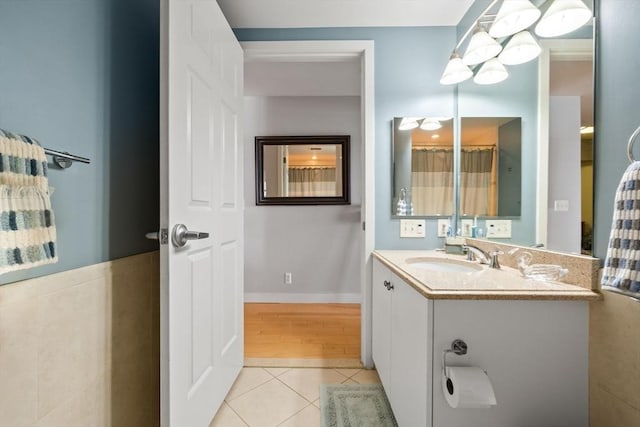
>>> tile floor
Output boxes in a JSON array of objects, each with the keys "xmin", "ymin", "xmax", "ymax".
[{"xmin": 209, "ymin": 367, "xmax": 381, "ymax": 427}]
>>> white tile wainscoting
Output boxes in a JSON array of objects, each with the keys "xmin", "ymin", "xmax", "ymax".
[{"xmin": 0, "ymin": 251, "xmax": 159, "ymax": 427}]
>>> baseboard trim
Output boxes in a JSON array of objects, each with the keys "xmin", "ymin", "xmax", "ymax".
[{"xmin": 244, "ymin": 292, "xmax": 361, "ymax": 303}]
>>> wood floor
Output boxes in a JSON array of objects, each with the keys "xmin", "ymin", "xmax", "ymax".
[{"xmin": 244, "ymin": 303, "xmax": 361, "ymax": 359}]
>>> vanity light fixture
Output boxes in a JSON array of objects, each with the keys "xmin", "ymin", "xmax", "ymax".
[
  {"xmin": 398, "ymin": 117, "xmax": 420, "ymax": 130},
  {"xmin": 535, "ymin": 0, "xmax": 592, "ymax": 38},
  {"xmin": 489, "ymin": 0, "xmax": 541, "ymax": 38},
  {"xmin": 462, "ymin": 24, "xmax": 503, "ymax": 66},
  {"xmin": 473, "ymin": 58, "xmax": 509, "ymax": 85},
  {"xmin": 498, "ymin": 30, "xmax": 542, "ymax": 65},
  {"xmin": 440, "ymin": 0, "xmax": 592, "ymax": 87},
  {"xmin": 420, "ymin": 119, "xmax": 443, "ymax": 131},
  {"xmin": 440, "ymin": 52, "xmax": 474, "ymax": 85}
]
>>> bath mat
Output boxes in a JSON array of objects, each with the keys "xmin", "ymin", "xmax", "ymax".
[{"xmin": 320, "ymin": 384, "xmax": 398, "ymax": 427}]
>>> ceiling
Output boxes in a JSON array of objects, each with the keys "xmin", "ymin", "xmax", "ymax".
[
  {"xmin": 217, "ymin": 0, "xmax": 474, "ymax": 28},
  {"xmin": 235, "ymin": 0, "xmax": 475, "ymax": 97}
]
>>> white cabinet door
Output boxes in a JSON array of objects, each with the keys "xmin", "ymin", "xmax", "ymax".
[
  {"xmin": 372, "ymin": 259, "xmax": 432, "ymax": 427},
  {"xmin": 372, "ymin": 258, "xmax": 392, "ymax": 389},
  {"xmin": 389, "ymin": 272, "xmax": 431, "ymax": 427}
]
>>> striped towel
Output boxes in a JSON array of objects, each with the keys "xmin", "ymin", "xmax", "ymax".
[
  {"xmin": 602, "ymin": 161, "xmax": 640, "ymax": 297},
  {"xmin": 0, "ymin": 129, "xmax": 57, "ymax": 274}
]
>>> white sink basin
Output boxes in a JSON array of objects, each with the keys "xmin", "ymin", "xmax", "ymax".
[{"xmin": 405, "ymin": 257, "xmax": 483, "ymax": 273}]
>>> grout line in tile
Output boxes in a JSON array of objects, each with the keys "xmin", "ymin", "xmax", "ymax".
[
  {"xmin": 225, "ymin": 401, "xmax": 251, "ymax": 427},
  {"xmin": 224, "ymin": 368, "xmax": 274, "ymax": 403},
  {"xmin": 274, "ymin": 371, "xmax": 317, "ymax": 405},
  {"xmin": 275, "ymin": 402, "xmax": 316, "ymax": 427}
]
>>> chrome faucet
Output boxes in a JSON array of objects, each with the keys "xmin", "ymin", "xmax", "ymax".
[{"xmin": 463, "ymin": 244, "xmax": 503, "ymax": 269}]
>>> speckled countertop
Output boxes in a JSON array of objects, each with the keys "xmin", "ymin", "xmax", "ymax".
[{"xmin": 373, "ymin": 250, "xmax": 601, "ymax": 301}]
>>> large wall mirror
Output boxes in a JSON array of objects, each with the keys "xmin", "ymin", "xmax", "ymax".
[
  {"xmin": 454, "ymin": 1, "xmax": 594, "ymax": 254},
  {"xmin": 255, "ymin": 135, "xmax": 350, "ymax": 205},
  {"xmin": 391, "ymin": 1, "xmax": 594, "ymax": 255}
]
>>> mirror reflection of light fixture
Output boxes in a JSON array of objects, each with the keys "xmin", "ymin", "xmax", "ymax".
[
  {"xmin": 489, "ymin": 0, "xmax": 542, "ymax": 38},
  {"xmin": 535, "ymin": 0, "xmax": 592, "ymax": 38},
  {"xmin": 463, "ymin": 24, "xmax": 503, "ymax": 66},
  {"xmin": 420, "ymin": 119, "xmax": 442, "ymax": 131},
  {"xmin": 431, "ymin": 134, "xmax": 440, "ymax": 139},
  {"xmin": 473, "ymin": 58, "xmax": 509, "ymax": 85},
  {"xmin": 440, "ymin": 52, "xmax": 473, "ymax": 85},
  {"xmin": 498, "ymin": 30, "xmax": 542, "ymax": 65},
  {"xmin": 398, "ymin": 117, "xmax": 420, "ymax": 130}
]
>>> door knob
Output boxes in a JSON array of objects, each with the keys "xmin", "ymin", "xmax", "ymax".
[{"xmin": 171, "ymin": 224, "xmax": 210, "ymax": 248}]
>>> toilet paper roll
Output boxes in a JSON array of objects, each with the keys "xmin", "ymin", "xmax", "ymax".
[{"xmin": 442, "ymin": 367, "xmax": 497, "ymax": 409}]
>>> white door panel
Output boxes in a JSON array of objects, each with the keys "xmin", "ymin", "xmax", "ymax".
[{"xmin": 162, "ymin": 0, "xmax": 243, "ymax": 425}]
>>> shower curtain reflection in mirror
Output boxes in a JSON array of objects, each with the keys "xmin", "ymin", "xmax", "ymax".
[
  {"xmin": 460, "ymin": 148, "xmax": 495, "ymax": 216},
  {"xmin": 411, "ymin": 148, "xmax": 454, "ymax": 215},
  {"xmin": 289, "ymin": 167, "xmax": 339, "ymax": 197}
]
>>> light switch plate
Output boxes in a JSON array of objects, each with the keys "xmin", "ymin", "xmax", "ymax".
[
  {"xmin": 400, "ymin": 219, "xmax": 426, "ymax": 238},
  {"xmin": 485, "ymin": 219, "xmax": 512, "ymax": 238},
  {"xmin": 554, "ymin": 200, "xmax": 569, "ymax": 211},
  {"xmin": 437, "ymin": 219, "xmax": 451, "ymax": 237}
]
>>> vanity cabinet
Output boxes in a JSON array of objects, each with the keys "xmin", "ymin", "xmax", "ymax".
[
  {"xmin": 372, "ymin": 252, "xmax": 591, "ymax": 427},
  {"xmin": 372, "ymin": 258, "xmax": 431, "ymax": 427}
]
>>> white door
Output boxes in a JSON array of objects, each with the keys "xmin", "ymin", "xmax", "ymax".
[{"xmin": 160, "ymin": 0, "xmax": 244, "ymax": 425}]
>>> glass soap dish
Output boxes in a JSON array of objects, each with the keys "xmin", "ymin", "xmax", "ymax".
[{"xmin": 520, "ymin": 264, "xmax": 568, "ymax": 281}]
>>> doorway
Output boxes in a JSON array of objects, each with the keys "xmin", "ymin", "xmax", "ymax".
[{"xmin": 241, "ymin": 41, "xmax": 375, "ymax": 368}]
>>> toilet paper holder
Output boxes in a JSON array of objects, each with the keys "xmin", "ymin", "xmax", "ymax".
[{"xmin": 442, "ymin": 339, "xmax": 468, "ymax": 381}]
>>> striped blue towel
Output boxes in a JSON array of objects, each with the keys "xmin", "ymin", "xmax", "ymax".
[
  {"xmin": 0, "ymin": 129, "xmax": 57, "ymax": 273},
  {"xmin": 602, "ymin": 161, "xmax": 640, "ymax": 297}
]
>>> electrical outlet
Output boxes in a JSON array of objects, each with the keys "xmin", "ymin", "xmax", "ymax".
[
  {"xmin": 400, "ymin": 219, "xmax": 426, "ymax": 238},
  {"xmin": 461, "ymin": 219, "xmax": 474, "ymax": 237},
  {"xmin": 284, "ymin": 272, "xmax": 292, "ymax": 285},
  {"xmin": 437, "ymin": 219, "xmax": 451, "ymax": 237},
  {"xmin": 485, "ymin": 220, "xmax": 512, "ymax": 238}
]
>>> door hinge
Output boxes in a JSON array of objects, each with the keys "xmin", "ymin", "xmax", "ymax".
[{"xmin": 362, "ymin": 221, "xmax": 366, "ymax": 231}]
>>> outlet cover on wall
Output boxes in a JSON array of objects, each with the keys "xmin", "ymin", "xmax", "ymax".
[
  {"xmin": 485, "ymin": 219, "xmax": 512, "ymax": 238},
  {"xmin": 461, "ymin": 219, "xmax": 474, "ymax": 237},
  {"xmin": 400, "ymin": 219, "xmax": 426, "ymax": 238}
]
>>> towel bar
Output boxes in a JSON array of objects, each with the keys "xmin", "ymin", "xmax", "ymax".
[
  {"xmin": 627, "ymin": 125, "xmax": 640, "ymax": 163},
  {"xmin": 44, "ymin": 148, "xmax": 91, "ymax": 169}
]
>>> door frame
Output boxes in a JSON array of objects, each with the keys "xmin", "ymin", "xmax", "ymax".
[{"xmin": 241, "ymin": 40, "xmax": 376, "ymax": 368}]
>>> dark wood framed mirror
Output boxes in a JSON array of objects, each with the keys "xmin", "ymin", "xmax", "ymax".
[{"xmin": 255, "ymin": 135, "xmax": 350, "ymax": 205}]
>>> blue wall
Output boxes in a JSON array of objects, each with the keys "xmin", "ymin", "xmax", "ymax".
[
  {"xmin": 594, "ymin": 0, "xmax": 640, "ymax": 259},
  {"xmin": 235, "ymin": 27, "xmax": 458, "ymax": 249},
  {"xmin": 0, "ymin": 0, "xmax": 159, "ymax": 284},
  {"xmin": 235, "ymin": 26, "xmax": 541, "ymax": 247}
]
